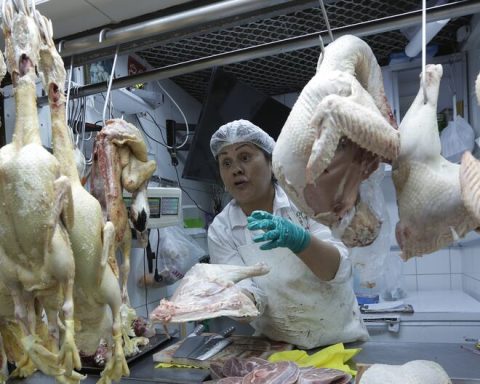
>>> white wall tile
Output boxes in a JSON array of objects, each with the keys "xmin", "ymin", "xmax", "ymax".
[
  {"xmin": 403, "ymin": 275, "xmax": 418, "ymax": 292},
  {"xmin": 449, "ymin": 248, "xmax": 462, "ymax": 274},
  {"xmin": 417, "ymin": 274, "xmax": 451, "ymax": 291},
  {"xmin": 451, "ymin": 274, "xmax": 463, "ymax": 290},
  {"xmin": 416, "ymin": 250, "xmax": 450, "ymax": 274},
  {"xmin": 463, "ymin": 276, "xmax": 480, "ymax": 302},
  {"xmin": 401, "ymin": 256, "xmax": 417, "ymax": 275},
  {"xmin": 461, "ymin": 247, "xmax": 476, "ymax": 277}
]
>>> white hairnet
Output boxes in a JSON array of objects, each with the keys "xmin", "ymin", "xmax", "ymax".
[{"xmin": 210, "ymin": 119, "xmax": 276, "ymax": 158}]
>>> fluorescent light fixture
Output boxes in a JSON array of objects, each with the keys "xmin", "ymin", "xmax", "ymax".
[{"xmin": 405, "ymin": 18, "xmax": 450, "ymax": 58}]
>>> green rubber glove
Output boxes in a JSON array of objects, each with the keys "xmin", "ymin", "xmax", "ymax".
[{"xmin": 247, "ymin": 210, "xmax": 311, "ymax": 254}]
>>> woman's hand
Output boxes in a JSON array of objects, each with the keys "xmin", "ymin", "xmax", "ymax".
[{"xmin": 247, "ymin": 210, "xmax": 311, "ymax": 254}]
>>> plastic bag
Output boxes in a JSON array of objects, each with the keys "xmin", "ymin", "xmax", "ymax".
[
  {"xmin": 440, "ymin": 115, "xmax": 475, "ymax": 163},
  {"xmin": 350, "ymin": 165, "xmax": 390, "ymax": 294},
  {"xmin": 155, "ymin": 226, "xmax": 206, "ymax": 286},
  {"xmin": 381, "ymin": 253, "xmax": 407, "ymax": 301}
]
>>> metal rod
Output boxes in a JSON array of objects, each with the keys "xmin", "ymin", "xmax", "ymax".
[
  {"xmin": 40, "ymin": 0, "xmax": 480, "ymax": 104},
  {"xmin": 59, "ymin": 0, "xmax": 297, "ymax": 57}
]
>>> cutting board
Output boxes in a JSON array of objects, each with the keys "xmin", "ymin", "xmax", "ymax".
[{"xmin": 153, "ymin": 335, "xmax": 293, "ymax": 369}]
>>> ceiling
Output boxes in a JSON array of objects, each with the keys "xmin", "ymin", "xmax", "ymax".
[
  {"xmin": 135, "ymin": 1, "xmax": 472, "ymax": 102},
  {"xmin": 1, "ymin": 0, "xmax": 477, "ymax": 102}
]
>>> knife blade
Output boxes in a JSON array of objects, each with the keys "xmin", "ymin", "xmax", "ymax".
[
  {"xmin": 172, "ymin": 324, "xmax": 206, "ymax": 358},
  {"xmin": 189, "ymin": 326, "xmax": 235, "ymax": 360},
  {"xmin": 194, "ymin": 338, "xmax": 233, "ymax": 361}
]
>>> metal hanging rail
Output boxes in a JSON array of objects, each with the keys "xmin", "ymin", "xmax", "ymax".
[
  {"xmin": 44, "ymin": 0, "xmax": 480, "ymax": 104},
  {"xmin": 59, "ymin": 0, "xmax": 309, "ymax": 58}
]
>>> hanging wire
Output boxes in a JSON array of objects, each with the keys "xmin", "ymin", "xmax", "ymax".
[
  {"xmin": 317, "ymin": 0, "xmax": 334, "ymax": 56},
  {"xmin": 65, "ymin": 56, "xmax": 75, "ymax": 144},
  {"xmin": 318, "ymin": 0, "xmax": 334, "ymax": 43},
  {"xmin": 103, "ymin": 45, "xmax": 120, "ymax": 125},
  {"xmin": 422, "ymin": 0, "xmax": 427, "ymax": 104}
]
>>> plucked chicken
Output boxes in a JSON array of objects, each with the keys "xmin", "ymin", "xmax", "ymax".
[
  {"xmin": 393, "ymin": 64, "xmax": 478, "ymax": 259},
  {"xmin": 0, "ymin": 0, "xmax": 80, "ymax": 379},
  {"xmin": 359, "ymin": 360, "xmax": 451, "ymax": 383},
  {"xmin": 35, "ymin": 13, "xmax": 130, "ymax": 382},
  {"xmin": 150, "ymin": 263, "xmax": 270, "ymax": 324},
  {"xmin": 272, "ymin": 35, "xmax": 399, "ymax": 247},
  {"xmin": 459, "ymin": 74, "xmax": 480, "ymax": 221},
  {"xmin": 90, "ymin": 118, "xmax": 156, "ymax": 304}
]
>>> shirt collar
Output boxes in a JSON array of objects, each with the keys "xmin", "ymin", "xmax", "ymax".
[{"xmin": 230, "ymin": 184, "xmax": 290, "ymax": 229}]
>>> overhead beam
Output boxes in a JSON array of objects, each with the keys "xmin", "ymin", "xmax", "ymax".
[
  {"xmin": 41, "ymin": 0, "xmax": 480, "ymax": 104},
  {"xmin": 59, "ymin": 0, "xmax": 316, "ymax": 64}
]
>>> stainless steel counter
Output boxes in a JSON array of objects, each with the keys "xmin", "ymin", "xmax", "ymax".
[
  {"xmin": 7, "ymin": 338, "xmax": 210, "ymax": 384},
  {"xmin": 350, "ymin": 341, "xmax": 480, "ymax": 380},
  {"xmin": 7, "ymin": 340, "xmax": 480, "ymax": 382}
]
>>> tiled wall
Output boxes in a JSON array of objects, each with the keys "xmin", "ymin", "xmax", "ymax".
[
  {"xmin": 461, "ymin": 244, "xmax": 480, "ymax": 301},
  {"xmin": 381, "ymin": 174, "xmax": 479, "ymax": 299},
  {"xmin": 399, "ymin": 247, "xmax": 463, "ymax": 293}
]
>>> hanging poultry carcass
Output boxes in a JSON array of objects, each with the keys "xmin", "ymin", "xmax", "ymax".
[
  {"xmin": 90, "ymin": 119, "xmax": 156, "ymax": 307},
  {"xmin": 393, "ymin": 64, "xmax": 478, "ymax": 259},
  {"xmin": 0, "ymin": 0, "xmax": 81, "ymax": 379},
  {"xmin": 272, "ymin": 35, "xmax": 399, "ymax": 247},
  {"xmin": 35, "ymin": 12, "xmax": 132, "ymax": 383},
  {"xmin": 460, "ymin": 73, "xmax": 480, "ymax": 221},
  {"xmin": 0, "ymin": 47, "xmax": 38, "ymax": 384}
]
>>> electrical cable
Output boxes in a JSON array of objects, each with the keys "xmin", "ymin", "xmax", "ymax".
[
  {"xmin": 155, "ymin": 81, "xmax": 190, "ymax": 150},
  {"xmin": 135, "ymin": 114, "xmax": 168, "ymax": 147},
  {"xmin": 103, "ymin": 45, "xmax": 120, "ymax": 125},
  {"xmin": 145, "ymin": 111, "xmax": 168, "ymax": 144},
  {"xmin": 154, "ymin": 228, "xmax": 161, "ymax": 282},
  {"xmin": 142, "ymin": 248, "xmax": 149, "ymax": 318},
  {"xmin": 173, "ymin": 165, "xmax": 210, "ymax": 215}
]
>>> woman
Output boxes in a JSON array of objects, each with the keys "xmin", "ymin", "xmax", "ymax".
[{"xmin": 207, "ymin": 119, "xmax": 368, "ymax": 349}]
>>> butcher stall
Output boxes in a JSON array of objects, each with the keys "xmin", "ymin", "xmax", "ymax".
[{"xmin": 1, "ymin": 0, "xmax": 480, "ymax": 383}]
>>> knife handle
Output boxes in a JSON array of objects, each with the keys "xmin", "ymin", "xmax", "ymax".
[
  {"xmin": 188, "ymin": 324, "xmax": 205, "ymax": 337},
  {"xmin": 221, "ymin": 326, "xmax": 235, "ymax": 338}
]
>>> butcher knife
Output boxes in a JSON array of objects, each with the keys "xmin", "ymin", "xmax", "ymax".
[
  {"xmin": 189, "ymin": 326, "xmax": 235, "ymax": 360},
  {"xmin": 172, "ymin": 324, "xmax": 206, "ymax": 358}
]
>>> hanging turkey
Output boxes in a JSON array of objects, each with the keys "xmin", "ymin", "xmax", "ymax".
[{"xmin": 272, "ymin": 35, "xmax": 399, "ymax": 248}]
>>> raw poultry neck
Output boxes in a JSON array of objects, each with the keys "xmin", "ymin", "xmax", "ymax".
[
  {"xmin": 49, "ymin": 95, "xmax": 81, "ymax": 184},
  {"xmin": 13, "ymin": 76, "xmax": 42, "ymax": 148}
]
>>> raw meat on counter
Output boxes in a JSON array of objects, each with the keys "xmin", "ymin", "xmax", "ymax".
[
  {"xmin": 150, "ymin": 263, "xmax": 270, "ymax": 324},
  {"xmin": 209, "ymin": 356, "xmax": 352, "ymax": 384}
]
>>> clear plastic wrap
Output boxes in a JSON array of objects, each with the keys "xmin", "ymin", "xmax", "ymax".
[
  {"xmin": 440, "ymin": 115, "xmax": 475, "ymax": 163},
  {"xmin": 155, "ymin": 226, "xmax": 206, "ymax": 286},
  {"xmin": 350, "ymin": 165, "xmax": 391, "ymax": 293}
]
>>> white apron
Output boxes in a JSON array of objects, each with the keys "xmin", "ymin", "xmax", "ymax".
[{"xmin": 237, "ymin": 224, "xmax": 368, "ymax": 349}]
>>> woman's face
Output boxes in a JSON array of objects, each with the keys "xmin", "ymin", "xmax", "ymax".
[{"xmin": 218, "ymin": 142, "xmax": 273, "ymax": 208}]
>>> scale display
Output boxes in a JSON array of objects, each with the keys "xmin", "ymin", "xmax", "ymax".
[{"xmin": 123, "ymin": 187, "xmax": 182, "ymax": 228}]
